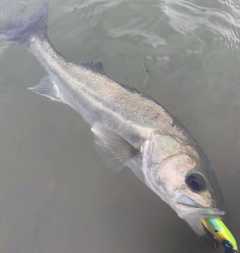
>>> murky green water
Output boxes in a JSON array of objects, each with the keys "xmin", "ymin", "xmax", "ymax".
[{"xmin": 0, "ymin": 0, "xmax": 240, "ymax": 252}]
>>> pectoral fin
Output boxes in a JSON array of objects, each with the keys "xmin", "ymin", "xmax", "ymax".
[
  {"xmin": 91, "ymin": 124, "xmax": 138, "ymax": 172},
  {"xmin": 28, "ymin": 76, "xmax": 63, "ymax": 102}
]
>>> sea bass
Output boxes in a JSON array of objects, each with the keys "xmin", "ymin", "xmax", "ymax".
[{"xmin": 1, "ymin": 3, "xmax": 226, "ymax": 236}]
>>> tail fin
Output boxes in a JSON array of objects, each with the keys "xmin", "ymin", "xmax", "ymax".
[{"xmin": 0, "ymin": 3, "xmax": 49, "ymax": 45}]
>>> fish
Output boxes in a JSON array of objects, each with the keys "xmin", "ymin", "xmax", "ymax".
[
  {"xmin": 201, "ymin": 218, "xmax": 238, "ymax": 253},
  {"xmin": 0, "ymin": 3, "xmax": 227, "ymax": 237}
]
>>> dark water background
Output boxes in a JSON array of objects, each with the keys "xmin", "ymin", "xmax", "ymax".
[{"xmin": 0, "ymin": 0, "xmax": 240, "ymax": 252}]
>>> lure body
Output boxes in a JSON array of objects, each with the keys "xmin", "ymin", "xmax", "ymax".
[{"xmin": 201, "ymin": 218, "xmax": 238, "ymax": 253}]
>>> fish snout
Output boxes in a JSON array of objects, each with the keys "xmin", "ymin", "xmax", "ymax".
[{"xmin": 174, "ymin": 195, "xmax": 226, "ymax": 219}]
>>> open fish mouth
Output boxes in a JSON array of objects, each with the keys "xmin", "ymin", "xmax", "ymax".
[{"xmin": 174, "ymin": 195, "xmax": 226, "ymax": 219}]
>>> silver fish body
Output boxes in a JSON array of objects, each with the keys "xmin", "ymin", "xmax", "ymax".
[{"xmin": 1, "ymin": 3, "xmax": 226, "ymax": 237}]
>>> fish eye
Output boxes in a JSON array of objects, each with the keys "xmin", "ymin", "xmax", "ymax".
[
  {"xmin": 186, "ymin": 173, "xmax": 205, "ymax": 192},
  {"xmin": 224, "ymin": 241, "xmax": 232, "ymax": 249}
]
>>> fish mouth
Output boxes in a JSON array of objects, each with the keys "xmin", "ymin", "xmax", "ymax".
[{"xmin": 174, "ymin": 195, "xmax": 226, "ymax": 219}]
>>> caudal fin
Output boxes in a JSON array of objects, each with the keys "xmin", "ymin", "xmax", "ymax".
[{"xmin": 0, "ymin": 3, "xmax": 49, "ymax": 45}]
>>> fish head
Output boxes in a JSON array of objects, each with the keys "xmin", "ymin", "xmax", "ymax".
[{"xmin": 142, "ymin": 133, "xmax": 226, "ymax": 236}]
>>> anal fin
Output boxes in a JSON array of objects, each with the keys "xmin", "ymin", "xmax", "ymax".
[{"xmin": 28, "ymin": 75, "xmax": 62, "ymax": 102}]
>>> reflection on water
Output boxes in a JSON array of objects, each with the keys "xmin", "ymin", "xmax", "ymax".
[{"xmin": 0, "ymin": 0, "xmax": 240, "ymax": 252}]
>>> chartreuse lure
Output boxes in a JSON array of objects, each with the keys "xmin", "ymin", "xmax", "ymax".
[{"xmin": 201, "ymin": 218, "xmax": 238, "ymax": 253}]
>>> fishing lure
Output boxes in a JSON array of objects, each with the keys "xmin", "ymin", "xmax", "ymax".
[{"xmin": 201, "ymin": 218, "xmax": 238, "ymax": 253}]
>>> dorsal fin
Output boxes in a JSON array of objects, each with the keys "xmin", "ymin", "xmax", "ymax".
[{"xmin": 82, "ymin": 61, "xmax": 106, "ymax": 75}]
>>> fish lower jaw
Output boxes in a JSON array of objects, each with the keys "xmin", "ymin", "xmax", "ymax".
[{"xmin": 173, "ymin": 202, "xmax": 226, "ymax": 221}]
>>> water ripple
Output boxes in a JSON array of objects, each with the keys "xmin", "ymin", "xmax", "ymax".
[
  {"xmin": 106, "ymin": 27, "xmax": 166, "ymax": 48},
  {"xmin": 158, "ymin": 0, "xmax": 240, "ymax": 53}
]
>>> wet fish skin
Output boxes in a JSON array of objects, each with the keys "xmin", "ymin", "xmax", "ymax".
[{"xmin": 0, "ymin": 3, "xmax": 226, "ymax": 237}]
